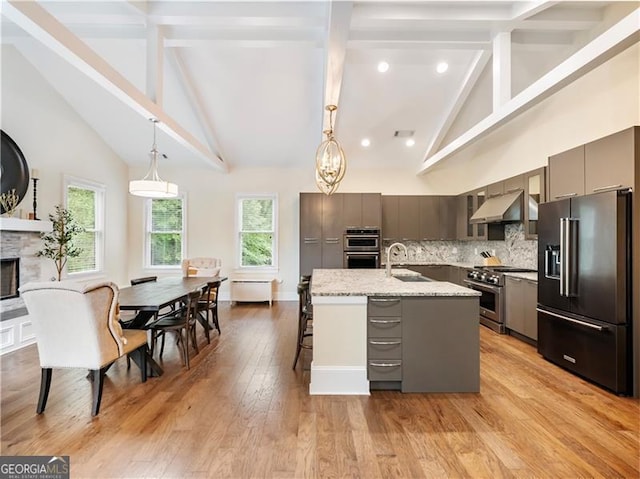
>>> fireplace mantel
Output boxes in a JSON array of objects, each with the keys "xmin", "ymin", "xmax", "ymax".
[{"xmin": 0, "ymin": 217, "xmax": 52, "ymax": 233}]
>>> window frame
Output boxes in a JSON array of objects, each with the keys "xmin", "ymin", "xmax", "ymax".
[
  {"xmin": 63, "ymin": 175, "xmax": 105, "ymax": 279},
  {"xmin": 235, "ymin": 193, "xmax": 278, "ymax": 271},
  {"xmin": 144, "ymin": 193, "xmax": 187, "ymax": 270}
]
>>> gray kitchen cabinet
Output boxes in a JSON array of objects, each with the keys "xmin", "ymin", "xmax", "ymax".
[
  {"xmin": 505, "ymin": 276, "xmax": 538, "ymax": 342},
  {"xmin": 402, "ymin": 297, "xmax": 480, "ymax": 392},
  {"xmin": 474, "ymin": 188, "xmax": 487, "ymax": 240},
  {"xmin": 438, "ymin": 196, "xmax": 458, "ymax": 240},
  {"xmin": 456, "ymin": 194, "xmax": 473, "ymax": 240},
  {"xmin": 524, "ymin": 167, "xmax": 545, "ymax": 239},
  {"xmin": 418, "ymin": 196, "xmax": 439, "ymax": 240},
  {"xmin": 362, "ymin": 193, "xmax": 382, "ymax": 228},
  {"xmin": 584, "ymin": 127, "xmax": 636, "ymax": 194},
  {"xmin": 299, "ymin": 193, "xmax": 323, "ymax": 277},
  {"xmin": 368, "ymin": 297, "xmax": 402, "ymax": 384},
  {"xmin": 382, "ymin": 195, "xmax": 399, "ymax": 241},
  {"xmin": 548, "ymin": 145, "xmax": 585, "ymax": 200},
  {"xmin": 449, "ymin": 266, "xmax": 464, "ymax": 286},
  {"xmin": 397, "ymin": 196, "xmax": 421, "ymax": 241},
  {"xmin": 321, "ymin": 193, "xmax": 344, "ymax": 269},
  {"xmin": 344, "ymin": 193, "xmax": 382, "ymax": 229},
  {"xmin": 504, "ymin": 174, "xmax": 525, "ymax": 194}
]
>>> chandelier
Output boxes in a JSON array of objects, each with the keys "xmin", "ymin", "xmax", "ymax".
[
  {"xmin": 315, "ymin": 104, "xmax": 346, "ymax": 195},
  {"xmin": 129, "ymin": 119, "xmax": 178, "ymax": 198}
]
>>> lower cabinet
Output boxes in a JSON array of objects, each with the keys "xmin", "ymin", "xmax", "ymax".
[
  {"xmin": 367, "ymin": 296, "xmax": 480, "ymax": 392},
  {"xmin": 505, "ymin": 276, "xmax": 538, "ymax": 341},
  {"xmin": 406, "ymin": 264, "xmax": 465, "ymax": 284}
]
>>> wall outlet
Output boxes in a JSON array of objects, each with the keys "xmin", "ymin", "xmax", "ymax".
[
  {"xmin": 491, "ymin": 249, "xmax": 496, "ymax": 256},
  {"xmin": 452, "ymin": 247, "xmax": 458, "ymax": 254},
  {"xmin": 474, "ymin": 248, "xmax": 478, "ymax": 255}
]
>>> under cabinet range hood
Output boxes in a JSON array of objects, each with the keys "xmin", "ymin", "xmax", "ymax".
[{"xmin": 470, "ymin": 190, "xmax": 523, "ymax": 224}]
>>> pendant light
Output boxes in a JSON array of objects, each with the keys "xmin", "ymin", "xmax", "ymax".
[
  {"xmin": 315, "ymin": 104, "xmax": 346, "ymax": 195},
  {"xmin": 129, "ymin": 119, "xmax": 178, "ymax": 198}
]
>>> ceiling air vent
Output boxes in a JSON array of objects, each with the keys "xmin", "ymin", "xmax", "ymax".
[{"xmin": 394, "ymin": 130, "xmax": 415, "ymax": 138}]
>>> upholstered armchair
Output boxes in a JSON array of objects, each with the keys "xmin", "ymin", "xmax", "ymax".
[
  {"xmin": 19, "ymin": 280, "xmax": 149, "ymax": 416},
  {"xmin": 181, "ymin": 257, "xmax": 222, "ymax": 277}
]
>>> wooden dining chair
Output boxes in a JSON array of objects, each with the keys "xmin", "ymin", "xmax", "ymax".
[
  {"xmin": 292, "ymin": 279, "xmax": 313, "ymax": 369},
  {"xmin": 148, "ymin": 289, "xmax": 202, "ymax": 370},
  {"xmin": 197, "ymin": 280, "xmax": 222, "ymax": 343}
]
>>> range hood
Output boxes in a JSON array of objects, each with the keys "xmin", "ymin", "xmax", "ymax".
[{"xmin": 470, "ymin": 190, "xmax": 523, "ymax": 224}]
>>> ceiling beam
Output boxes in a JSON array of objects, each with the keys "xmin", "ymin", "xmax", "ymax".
[
  {"xmin": 323, "ymin": 1, "xmax": 352, "ymax": 121},
  {"xmin": 2, "ymin": 0, "xmax": 228, "ymax": 173},
  {"xmin": 492, "ymin": 31, "xmax": 512, "ymax": 111},
  {"xmin": 424, "ymin": 50, "xmax": 491, "ymax": 159},
  {"xmin": 146, "ymin": 23, "xmax": 163, "ymax": 108},
  {"xmin": 418, "ymin": 7, "xmax": 640, "ymax": 176},
  {"xmin": 166, "ymin": 48, "xmax": 227, "ymax": 164}
]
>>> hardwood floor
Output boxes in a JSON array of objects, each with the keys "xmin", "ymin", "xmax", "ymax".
[{"xmin": 1, "ymin": 301, "xmax": 638, "ymax": 478}]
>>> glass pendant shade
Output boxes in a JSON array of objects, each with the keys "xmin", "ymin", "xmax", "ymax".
[
  {"xmin": 314, "ymin": 105, "xmax": 346, "ymax": 195},
  {"xmin": 129, "ymin": 119, "xmax": 178, "ymax": 198}
]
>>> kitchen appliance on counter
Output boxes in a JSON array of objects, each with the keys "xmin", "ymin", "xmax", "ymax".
[
  {"xmin": 343, "ymin": 227, "xmax": 380, "ymax": 269},
  {"xmin": 537, "ymin": 189, "xmax": 632, "ymax": 395},
  {"xmin": 464, "ymin": 265, "xmax": 537, "ymax": 333}
]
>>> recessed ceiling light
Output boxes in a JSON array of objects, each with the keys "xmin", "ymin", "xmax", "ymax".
[
  {"xmin": 377, "ymin": 61, "xmax": 389, "ymax": 73},
  {"xmin": 436, "ymin": 62, "xmax": 449, "ymax": 74},
  {"xmin": 361, "ymin": 138, "xmax": 371, "ymax": 147},
  {"xmin": 405, "ymin": 138, "xmax": 416, "ymax": 147}
]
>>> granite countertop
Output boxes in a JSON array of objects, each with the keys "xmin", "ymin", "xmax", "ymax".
[
  {"xmin": 381, "ymin": 261, "xmax": 476, "ymax": 269},
  {"xmin": 311, "ymin": 269, "xmax": 480, "ymax": 297},
  {"xmin": 504, "ymin": 272, "xmax": 538, "ymax": 281}
]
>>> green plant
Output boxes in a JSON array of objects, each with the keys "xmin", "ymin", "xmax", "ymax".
[{"xmin": 37, "ymin": 205, "xmax": 84, "ymax": 281}]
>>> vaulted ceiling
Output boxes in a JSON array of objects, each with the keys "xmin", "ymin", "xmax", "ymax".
[{"xmin": 2, "ymin": 1, "xmax": 638, "ymax": 177}]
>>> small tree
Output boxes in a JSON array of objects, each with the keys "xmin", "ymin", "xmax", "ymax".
[{"xmin": 37, "ymin": 205, "xmax": 84, "ymax": 281}]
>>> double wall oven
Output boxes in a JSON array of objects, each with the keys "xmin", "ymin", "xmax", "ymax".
[
  {"xmin": 343, "ymin": 228, "xmax": 380, "ymax": 269},
  {"xmin": 464, "ymin": 266, "xmax": 536, "ymax": 333}
]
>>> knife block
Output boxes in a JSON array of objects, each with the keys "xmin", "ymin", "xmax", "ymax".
[{"xmin": 483, "ymin": 256, "xmax": 502, "ymax": 266}]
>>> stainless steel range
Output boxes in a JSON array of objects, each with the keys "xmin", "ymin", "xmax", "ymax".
[{"xmin": 464, "ymin": 265, "xmax": 536, "ymax": 333}]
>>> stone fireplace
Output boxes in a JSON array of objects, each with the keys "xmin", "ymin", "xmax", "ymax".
[{"xmin": 0, "ymin": 217, "xmax": 52, "ymax": 353}]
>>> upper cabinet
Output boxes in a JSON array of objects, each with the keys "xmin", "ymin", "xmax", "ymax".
[
  {"xmin": 584, "ymin": 127, "xmax": 636, "ymax": 194},
  {"xmin": 548, "ymin": 126, "xmax": 638, "ymax": 201},
  {"xmin": 344, "ymin": 193, "xmax": 382, "ymax": 229},
  {"xmin": 548, "ymin": 145, "xmax": 585, "ymax": 200}
]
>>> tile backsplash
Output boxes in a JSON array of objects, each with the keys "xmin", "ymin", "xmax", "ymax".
[{"xmin": 385, "ymin": 223, "xmax": 537, "ymax": 269}]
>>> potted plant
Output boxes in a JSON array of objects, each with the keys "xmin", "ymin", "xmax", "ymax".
[{"xmin": 37, "ymin": 205, "xmax": 84, "ymax": 281}]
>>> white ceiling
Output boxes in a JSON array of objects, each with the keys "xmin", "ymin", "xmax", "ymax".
[{"xmin": 1, "ymin": 1, "xmax": 637, "ymax": 176}]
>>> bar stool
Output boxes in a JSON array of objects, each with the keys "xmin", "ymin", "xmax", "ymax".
[{"xmin": 292, "ymin": 279, "xmax": 313, "ymax": 369}]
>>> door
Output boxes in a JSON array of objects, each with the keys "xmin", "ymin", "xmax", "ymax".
[
  {"xmin": 299, "ymin": 193, "xmax": 322, "ymax": 276},
  {"xmin": 418, "ymin": 196, "xmax": 439, "ymax": 240},
  {"xmin": 362, "ymin": 193, "xmax": 382, "ymax": 228},
  {"xmin": 537, "ymin": 199, "xmax": 570, "ymax": 313},
  {"xmin": 382, "ymin": 196, "xmax": 399, "ymax": 242},
  {"xmin": 343, "ymin": 193, "xmax": 362, "ymax": 228},
  {"xmin": 548, "ymin": 145, "xmax": 585, "ymax": 200},
  {"xmin": 584, "ymin": 127, "xmax": 635, "ymax": 194},
  {"xmin": 569, "ymin": 191, "xmax": 629, "ymax": 324}
]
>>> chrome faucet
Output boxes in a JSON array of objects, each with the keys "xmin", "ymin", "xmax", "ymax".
[{"xmin": 386, "ymin": 242, "xmax": 408, "ymax": 277}]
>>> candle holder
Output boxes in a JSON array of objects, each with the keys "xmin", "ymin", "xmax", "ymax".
[{"xmin": 32, "ymin": 177, "xmax": 39, "ymax": 220}]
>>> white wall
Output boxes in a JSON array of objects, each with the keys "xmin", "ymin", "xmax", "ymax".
[{"xmin": 1, "ymin": 46, "xmax": 131, "ymax": 285}]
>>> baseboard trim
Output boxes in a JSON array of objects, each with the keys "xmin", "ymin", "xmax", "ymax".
[{"xmin": 309, "ymin": 363, "xmax": 370, "ymax": 395}]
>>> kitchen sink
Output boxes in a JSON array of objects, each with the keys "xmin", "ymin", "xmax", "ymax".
[{"xmin": 393, "ymin": 275, "xmax": 432, "ymax": 282}]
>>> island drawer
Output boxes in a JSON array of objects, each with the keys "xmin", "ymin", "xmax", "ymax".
[
  {"xmin": 368, "ymin": 297, "xmax": 401, "ymax": 316},
  {"xmin": 368, "ymin": 360, "xmax": 402, "ymax": 381},
  {"xmin": 367, "ymin": 338, "xmax": 402, "ymax": 359},
  {"xmin": 368, "ymin": 317, "xmax": 402, "ymax": 337}
]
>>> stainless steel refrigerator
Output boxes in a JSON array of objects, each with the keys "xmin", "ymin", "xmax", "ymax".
[{"xmin": 537, "ymin": 189, "xmax": 632, "ymax": 394}]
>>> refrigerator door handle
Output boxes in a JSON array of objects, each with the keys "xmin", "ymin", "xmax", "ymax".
[
  {"xmin": 560, "ymin": 217, "xmax": 579, "ymax": 297},
  {"xmin": 536, "ymin": 308, "xmax": 606, "ymax": 331}
]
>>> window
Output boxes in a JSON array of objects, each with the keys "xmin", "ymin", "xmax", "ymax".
[
  {"xmin": 145, "ymin": 195, "xmax": 185, "ymax": 268},
  {"xmin": 64, "ymin": 177, "xmax": 105, "ymax": 276},
  {"xmin": 237, "ymin": 194, "xmax": 277, "ymax": 269}
]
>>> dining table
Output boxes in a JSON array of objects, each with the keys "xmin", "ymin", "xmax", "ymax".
[{"xmin": 118, "ymin": 275, "xmax": 227, "ymax": 375}]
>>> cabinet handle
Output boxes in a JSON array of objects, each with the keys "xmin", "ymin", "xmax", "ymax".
[
  {"xmin": 324, "ymin": 238, "xmax": 340, "ymax": 244},
  {"xmin": 369, "ymin": 319, "xmax": 401, "ymax": 324},
  {"xmin": 592, "ymin": 184, "xmax": 622, "ymax": 193},
  {"xmin": 370, "ymin": 298, "xmax": 400, "ymax": 303},
  {"xmin": 369, "ymin": 361, "xmax": 401, "ymax": 367},
  {"xmin": 369, "ymin": 340, "xmax": 401, "ymax": 345},
  {"xmin": 554, "ymin": 193, "xmax": 577, "ymax": 199},
  {"xmin": 536, "ymin": 308, "xmax": 605, "ymax": 331},
  {"xmin": 510, "ymin": 278, "xmax": 522, "ymax": 282},
  {"xmin": 382, "ymin": 237, "xmax": 394, "ymax": 241}
]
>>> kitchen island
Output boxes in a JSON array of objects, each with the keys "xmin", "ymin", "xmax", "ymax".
[{"xmin": 309, "ymin": 268, "xmax": 481, "ymax": 395}]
